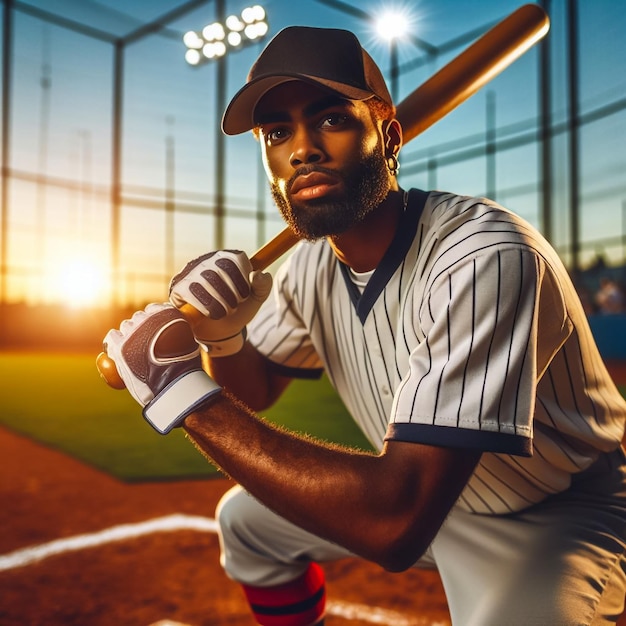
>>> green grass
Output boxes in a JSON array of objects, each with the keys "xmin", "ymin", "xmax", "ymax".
[
  {"xmin": 3, "ymin": 352, "xmax": 622, "ymax": 483},
  {"xmin": 0, "ymin": 352, "xmax": 371, "ymax": 482}
]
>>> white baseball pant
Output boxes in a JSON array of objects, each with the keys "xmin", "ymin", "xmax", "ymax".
[{"xmin": 216, "ymin": 448, "xmax": 626, "ymax": 625}]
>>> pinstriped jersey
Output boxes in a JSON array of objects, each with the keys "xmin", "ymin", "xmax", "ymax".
[{"xmin": 248, "ymin": 189, "xmax": 626, "ymax": 514}]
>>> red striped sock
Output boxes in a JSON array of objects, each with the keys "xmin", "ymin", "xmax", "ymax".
[{"xmin": 241, "ymin": 562, "xmax": 326, "ymax": 626}]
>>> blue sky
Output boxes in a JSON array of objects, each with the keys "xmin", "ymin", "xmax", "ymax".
[{"xmin": 3, "ymin": 0, "xmax": 626, "ymax": 305}]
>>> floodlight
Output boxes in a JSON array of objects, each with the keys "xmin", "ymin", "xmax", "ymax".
[
  {"xmin": 185, "ymin": 49, "xmax": 201, "ymax": 65},
  {"xmin": 376, "ymin": 10, "xmax": 409, "ymax": 41},
  {"xmin": 226, "ymin": 15, "xmax": 245, "ymax": 31},
  {"xmin": 184, "ymin": 5, "xmax": 269, "ymax": 66},
  {"xmin": 183, "ymin": 31, "xmax": 203, "ymax": 49},
  {"xmin": 228, "ymin": 32, "xmax": 243, "ymax": 47}
]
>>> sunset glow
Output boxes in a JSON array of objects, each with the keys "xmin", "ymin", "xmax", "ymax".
[{"xmin": 45, "ymin": 255, "xmax": 110, "ymax": 308}]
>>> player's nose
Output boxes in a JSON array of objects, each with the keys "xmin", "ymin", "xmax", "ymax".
[{"xmin": 290, "ymin": 126, "xmax": 324, "ymax": 167}]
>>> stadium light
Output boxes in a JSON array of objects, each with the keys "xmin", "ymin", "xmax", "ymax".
[
  {"xmin": 183, "ymin": 4, "xmax": 269, "ymax": 249},
  {"xmin": 375, "ymin": 9, "xmax": 410, "ymax": 102},
  {"xmin": 184, "ymin": 5, "xmax": 269, "ymax": 66},
  {"xmin": 376, "ymin": 10, "xmax": 409, "ymax": 42}
]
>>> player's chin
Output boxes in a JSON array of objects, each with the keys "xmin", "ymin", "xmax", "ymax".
[
  {"xmin": 291, "ymin": 209, "xmax": 355, "ymax": 241},
  {"xmin": 288, "ymin": 214, "xmax": 331, "ymax": 241}
]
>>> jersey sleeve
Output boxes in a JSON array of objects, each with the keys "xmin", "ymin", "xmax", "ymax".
[
  {"xmin": 247, "ymin": 249, "xmax": 324, "ymax": 379},
  {"xmin": 386, "ymin": 245, "xmax": 573, "ymax": 456}
]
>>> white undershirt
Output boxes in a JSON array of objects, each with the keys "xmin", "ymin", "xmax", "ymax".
[{"xmin": 348, "ymin": 267, "xmax": 375, "ymax": 292}]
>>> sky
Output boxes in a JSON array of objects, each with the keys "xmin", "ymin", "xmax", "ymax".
[{"xmin": 2, "ymin": 0, "xmax": 625, "ymax": 307}]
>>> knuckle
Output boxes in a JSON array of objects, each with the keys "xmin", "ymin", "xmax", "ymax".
[
  {"xmin": 170, "ymin": 252, "xmax": 216, "ymax": 287},
  {"xmin": 215, "ymin": 258, "xmax": 250, "ymax": 298},
  {"xmin": 190, "ymin": 282, "xmax": 226, "ymax": 319},
  {"xmin": 206, "ymin": 269, "xmax": 239, "ymax": 309}
]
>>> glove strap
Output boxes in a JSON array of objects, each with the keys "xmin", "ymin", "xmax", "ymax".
[
  {"xmin": 143, "ymin": 370, "xmax": 222, "ymax": 434},
  {"xmin": 197, "ymin": 328, "xmax": 247, "ymax": 357}
]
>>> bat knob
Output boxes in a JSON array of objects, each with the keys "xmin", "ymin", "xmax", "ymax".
[{"xmin": 96, "ymin": 351, "xmax": 126, "ymax": 390}]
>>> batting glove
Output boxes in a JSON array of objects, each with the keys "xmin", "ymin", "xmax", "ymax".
[
  {"xmin": 103, "ymin": 302, "xmax": 222, "ymax": 434},
  {"xmin": 169, "ymin": 250, "xmax": 272, "ymax": 357}
]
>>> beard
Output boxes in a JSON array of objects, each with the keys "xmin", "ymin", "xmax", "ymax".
[{"xmin": 269, "ymin": 149, "xmax": 391, "ymax": 241}]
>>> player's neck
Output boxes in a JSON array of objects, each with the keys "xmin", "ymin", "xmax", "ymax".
[{"xmin": 328, "ymin": 188, "xmax": 405, "ymax": 272}]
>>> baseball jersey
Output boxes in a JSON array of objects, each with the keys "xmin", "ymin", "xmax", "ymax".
[{"xmin": 247, "ymin": 189, "xmax": 626, "ymax": 515}]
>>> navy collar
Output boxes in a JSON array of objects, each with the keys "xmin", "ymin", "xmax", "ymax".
[{"xmin": 339, "ymin": 188, "xmax": 428, "ymax": 324}]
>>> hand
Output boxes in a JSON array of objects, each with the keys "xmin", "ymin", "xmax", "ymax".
[
  {"xmin": 169, "ymin": 250, "xmax": 272, "ymax": 356},
  {"xmin": 103, "ymin": 303, "xmax": 222, "ymax": 434}
]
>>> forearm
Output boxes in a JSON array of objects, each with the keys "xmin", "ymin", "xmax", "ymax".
[
  {"xmin": 203, "ymin": 342, "xmax": 288, "ymax": 410},
  {"xmin": 184, "ymin": 394, "xmax": 388, "ymax": 562},
  {"xmin": 183, "ymin": 393, "xmax": 470, "ymax": 571}
]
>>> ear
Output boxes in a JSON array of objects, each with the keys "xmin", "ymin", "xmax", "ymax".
[{"xmin": 382, "ymin": 119, "xmax": 403, "ymax": 158}]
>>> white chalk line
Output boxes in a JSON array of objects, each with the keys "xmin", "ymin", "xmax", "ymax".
[
  {"xmin": 0, "ymin": 514, "xmax": 218, "ymax": 572},
  {"xmin": 1, "ymin": 514, "xmax": 447, "ymax": 626},
  {"xmin": 148, "ymin": 608, "xmax": 446, "ymax": 626},
  {"xmin": 327, "ymin": 601, "xmax": 447, "ymax": 625}
]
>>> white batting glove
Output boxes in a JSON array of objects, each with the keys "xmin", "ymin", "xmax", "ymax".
[
  {"xmin": 169, "ymin": 250, "xmax": 272, "ymax": 357},
  {"xmin": 103, "ymin": 303, "xmax": 222, "ymax": 434}
]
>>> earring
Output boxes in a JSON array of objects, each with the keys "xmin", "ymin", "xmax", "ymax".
[{"xmin": 386, "ymin": 154, "xmax": 400, "ymax": 176}]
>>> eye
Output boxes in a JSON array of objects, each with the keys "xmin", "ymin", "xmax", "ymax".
[
  {"xmin": 319, "ymin": 113, "xmax": 348, "ymax": 129},
  {"xmin": 262, "ymin": 126, "xmax": 290, "ymax": 146}
]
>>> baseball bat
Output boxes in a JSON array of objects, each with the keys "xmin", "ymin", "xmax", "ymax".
[{"xmin": 97, "ymin": 3, "xmax": 549, "ymax": 389}]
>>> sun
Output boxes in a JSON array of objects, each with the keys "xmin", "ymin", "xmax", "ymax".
[{"xmin": 47, "ymin": 256, "xmax": 110, "ymax": 308}]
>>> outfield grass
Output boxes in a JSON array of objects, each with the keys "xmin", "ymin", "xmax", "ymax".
[
  {"xmin": 0, "ymin": 352, "xmax": 372, "ymax": 482},
  {"xmin": 2, "ymin": 352, "xmax": 623, "ymax": 483}
]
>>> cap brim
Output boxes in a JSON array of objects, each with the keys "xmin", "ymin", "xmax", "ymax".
[{"xmin": 221, "ymin": 74, "xmax": 374, "ymax": 135}]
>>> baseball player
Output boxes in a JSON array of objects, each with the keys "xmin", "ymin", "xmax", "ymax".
[{"xmin": 104, "ymin": 27, "xmax": 626, "ymax": 626}]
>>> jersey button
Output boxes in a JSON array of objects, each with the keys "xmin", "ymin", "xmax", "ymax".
[{"xmin": 381, "ymin": 385, "xmax": 391, "ymax": 396}]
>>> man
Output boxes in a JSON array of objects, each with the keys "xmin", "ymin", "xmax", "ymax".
[{"xmin": 104, "ymin": 27, "xmax": 626, "ymax": 626}]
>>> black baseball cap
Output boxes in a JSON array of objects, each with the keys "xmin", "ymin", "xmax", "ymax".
[{"xmin": 222, "ymin": 26, "xmax": 393, "ymax": 135}]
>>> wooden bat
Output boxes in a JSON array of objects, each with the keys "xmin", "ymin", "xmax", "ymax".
[{"xmin": 97, "ymin": 3, "xmax": 549, "ymax": 389}]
